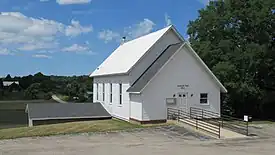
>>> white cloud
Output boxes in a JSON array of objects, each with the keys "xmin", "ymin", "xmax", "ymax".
[
  {"xmin": 0, "ymin": 48, "xmax": 14, "ymax": 55},
  {"xmin": 72, "ymin": 10, "xmax": 93, "ymax": 15},
  {"xmin": 37, "ymin": 50, "xmax": 55, "ymax": 54},
  {"xmin": 65, "ymin": 20, "xmax": 93, "ymax": 37},
  {"xmin": 18, "ymin": 42, "xmax": 58, "ymax": 51},
  {"xmin": 164, "ymin": 13, "xmax": 172, "ymax": 26},
  {"xmin": 0, "ymin": 12, "xmax": 92, "ymax": 52},
  {"xmin": 61, "ymin": 44, "xmax": 94, "ymax": 55},
  {"xmin": 98, "ymin": 30, "xmax": 120, "ymax": 43},
  {"xmin": 62, "ymin": 44, "xmax": 88, "ymax": 52},
  {"xmin": 98, "ymin": 18, "xmax": 156, "ymax": 43},
  {"xmin": 32, "ymin": 54, "xmax": 52, "ymax": 59},
  {"xmin": 56, "ymin": 0, "xmax": 91, "ymax": 5},
  {"xmin": 124, "ymin": 19, "xmax": 155, "ymax": 39}
]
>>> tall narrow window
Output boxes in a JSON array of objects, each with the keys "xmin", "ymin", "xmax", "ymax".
[
  {"xmin": 96, "ymin": 83, "xmax": 98, "ymax": 100},
  {"xmin": 200, "ymin": 93, "xmax": 208, "ymax": 104},
  {"xmin": 110, "ymin": 83, "xmax": 112, "ymax": 104},
  {"xmin": 102, "ymin": 83, "xmax": 105, "ymax": 101},
  {"xmin": 119, "ymin": 83, "xmax": 122, "ymax": 105}
]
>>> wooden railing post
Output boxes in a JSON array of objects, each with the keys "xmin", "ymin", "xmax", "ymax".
[
  {"xmin": 246, "ymin": 121, "xmax": 249, "ymax": 136},
  {"xmin": 196, "ymin": 119, "xmax": 198, "ymax": 129},
  {"xmin": 167, "ymin": 108, "xmax": 169, "ymax": 119},
  {"xmin": 218, "ymin": 122, "xmax": 221, "ymax": 138},
  {"xmin": 202, "ymin": 109, "xmax": 204, "ymax": 119},
  {"xmin": 178, "ymin": 109, "xmax": 180, "ymax": 121}
]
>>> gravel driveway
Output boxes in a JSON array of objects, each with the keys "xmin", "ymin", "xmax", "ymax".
[{"xmin": 1, "ymin": 125, "xmax": 275, "ymax": 155}]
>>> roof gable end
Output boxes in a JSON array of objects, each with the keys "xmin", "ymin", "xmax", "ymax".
[
  {"xmin": 127, "ymin": 43, "xmax": 227, "ymax": 93},
  {"xmin": 90, "ymin": 25, "xmax": 174, "ymax": 77}
]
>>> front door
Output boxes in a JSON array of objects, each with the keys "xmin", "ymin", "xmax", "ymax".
[{"xmin": 177, "ymin": 92, "xmax": 188, "ymax": 112}]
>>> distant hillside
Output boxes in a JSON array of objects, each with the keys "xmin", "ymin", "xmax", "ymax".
[{"xmin": 0, "ymin": 72, "xmax": 93, "ymax": 102}]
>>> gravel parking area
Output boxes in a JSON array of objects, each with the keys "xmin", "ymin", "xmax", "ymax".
[{"xmin": 1, "ymin": 125, "xmax": 275, "ymax": 155}]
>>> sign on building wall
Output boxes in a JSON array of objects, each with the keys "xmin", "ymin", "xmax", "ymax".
[
  {"xmin": 177, "ymin": 84, "xmax": 189, "ymax": 89},
  {"xmin": 166, "ymin": 98, "xmax": 176, "ymax": 105}
]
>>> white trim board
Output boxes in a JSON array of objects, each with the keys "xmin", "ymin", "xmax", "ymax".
[{"xmin": 30, "ymin": 116, "xmax": 112, "ymax": 121}]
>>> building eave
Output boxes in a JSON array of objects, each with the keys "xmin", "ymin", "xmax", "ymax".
[{"xmin": 89, "ymin": 72, "xmax": 128, "ymax": 78}]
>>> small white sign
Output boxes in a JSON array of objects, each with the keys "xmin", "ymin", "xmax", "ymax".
[
  {"xmin": 166, "ymin": 98, "xmax": 176, "ymax": 105},
  {"xmin": 244, "ymin": 115, "xmax": 248, "ymax": 122}
]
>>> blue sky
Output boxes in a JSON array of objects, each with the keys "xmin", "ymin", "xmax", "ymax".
[{"xmin": 0, "ymin": 0, "xmax": 209, "ymax": 77}]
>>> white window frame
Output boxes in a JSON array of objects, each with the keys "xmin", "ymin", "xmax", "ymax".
[
  {"xmin": 200, "ymin": 93, "xmax": 208, "ymax": 105},
  {"xmin": 102, "ymin": 83, "xmax": 105, "ymax": 102},
  {"xmin": 110, "ymin": 83, "xmax": 112, "ymax": 104},
  {"xmin": 96, "ymin": 83, "xmax": 98, "ymax": 100},
  {"xmin": 119, "ymin": 83, "xmax": 122, "ymax": 105}
]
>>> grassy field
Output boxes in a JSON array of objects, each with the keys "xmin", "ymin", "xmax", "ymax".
[{"xmin": 0, "ymin": 119, "xmax": 170, "ymax": 140}]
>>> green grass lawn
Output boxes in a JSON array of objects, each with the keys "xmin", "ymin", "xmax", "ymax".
[{"xmin": 0, "ymin": 119, "xmax": 171, "ymax": 140}]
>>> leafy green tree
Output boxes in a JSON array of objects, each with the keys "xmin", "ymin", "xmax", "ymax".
[
  {"xmin": 0, "ymin": 78, "xmax": 4, "ymax": 97},
  {"xmin": 24, "ymin": 83, "xmax": 41, "ymax": 99},
  {"xmin": 65, "ymin": 81, "xmax": 88, "ymax": 102},
  {"xmin": 8, "ymin": 82, "xmax": 21, "ymax": 92},
  {"xmin": 187, "ymin": 0, "xmax": 275, "ymax": 118},
  {"xmin": 19, "ymin": 75, "xmax": 33, "ymax": 89},
  {"xmin": 5, "ymin": 74, "xmax": 12, "ymax": 81},
  {"xmin": 33, "ymin": 72, "xmax": 49, "ymax": 83},
  {"xmin": 0, "ymin": 78, "xmax": 3, "ymax": 89}
]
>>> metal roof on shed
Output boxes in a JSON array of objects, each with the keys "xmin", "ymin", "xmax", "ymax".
[{"xmin": 25, "ymin": 103, "xmax": 111, "ymax": 120}]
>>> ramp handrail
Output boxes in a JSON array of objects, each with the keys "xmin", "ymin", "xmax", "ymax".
[
  {"xmin": 167, "ymin": 107, "xmax": 221, "ymax": 138},
  {"xmin": 190, "ymin": 107, "xmax": 249, "ymax": 136}
]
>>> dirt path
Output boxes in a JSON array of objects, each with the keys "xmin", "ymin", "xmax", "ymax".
[
  {"xmin": 0, "ymin": 125, "xmax": 275, "ymax": 155},
  {"xmin": 51, "ymin": 95, "xmax": 67, "ymax": 103}
]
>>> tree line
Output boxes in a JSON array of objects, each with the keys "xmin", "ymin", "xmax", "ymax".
[
  {"xmin": 187, "ymin": 0, "xmax": 274, "ymax": 119},
  {"xmin": 0, "ymin": 72, "xmax": 93, "ymax": 102}
]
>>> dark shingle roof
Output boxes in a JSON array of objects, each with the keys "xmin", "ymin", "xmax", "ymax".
[
  {"xmin": 26, "ymin": 102, "xmax": 111, "ymax": 120},
  {"xmin": 127, "ymin": 42, "xmax": 183, "ymax": 93}
]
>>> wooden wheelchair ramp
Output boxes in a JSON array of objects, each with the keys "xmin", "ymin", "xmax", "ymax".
[
  {"xmin": 178, "ymin": 118, "xmax": 246, "ymax": 139},
  {"xmin": 167, "ymin": 108, "xmax": 248, "ymax": 139}
]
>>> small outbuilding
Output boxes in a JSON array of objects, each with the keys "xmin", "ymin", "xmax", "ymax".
[{"xmin": 25, "ymin": 103, "xmax": 111, "ymax": 127}]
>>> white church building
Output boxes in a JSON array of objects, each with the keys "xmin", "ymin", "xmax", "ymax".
[{"xmin": 90, "ymin": 25, "xmax": 227, "ymax": 124}]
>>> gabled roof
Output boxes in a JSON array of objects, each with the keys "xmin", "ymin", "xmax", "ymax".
[
  {"xmin": 3, "ymin": 81, "xmax": 19, "ymax": 87},
  {"xmin": 90, "ymin": 25, "xmax": 173, "ymax": 77},
  {"xmin": 127, "ymin": 42, "xmax": 228, "ymax": 93},
  {"xmin": 127, "ymin": 43, "xmax": 184, "ymax": 93}
]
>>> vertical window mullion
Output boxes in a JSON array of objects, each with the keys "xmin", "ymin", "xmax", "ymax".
[
  {"xmin": 103, "ymin": 83, "xmax": 105, "ymax": 101},
  {"xmin": 119, "ymin": 83, "xmax": 122, "ymax": 105},
  {"xmin": 96, "ymin": 83, "xmax": 98, "ymax": 100},
  {"xmin": 110, "ymin": 83, "xmax": 112, "ymax": 103}
]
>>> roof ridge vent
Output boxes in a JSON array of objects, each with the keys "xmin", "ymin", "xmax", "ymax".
[{"xmin": 121, "ymin": 36, "xmax": 126, "ymax": 45}]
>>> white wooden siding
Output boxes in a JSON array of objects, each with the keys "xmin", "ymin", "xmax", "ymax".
[
  {"xmin": 93, "ymin": 75, "xmax": 130, "ymax": 120},
  {"xmin": 142, "ymin": 46, "xmax": 221, "ymax": 121},
  {"xmin": 129, "ymin": 94, "xmax": 142, "ymax": 120}
]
